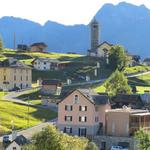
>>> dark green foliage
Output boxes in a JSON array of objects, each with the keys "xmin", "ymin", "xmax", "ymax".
[
  {"xmin": 135, "ymin": 128, "xmax": 150, "ymax": 150},
  {"xmin": 25, "ymin": 125, "xmax": 98, "ymax": 150},
  {"xmin": 105, "ymin": 70, "xmax": 132, "ymax": 96},
  {"xmin": 109, "ymin": 45, "xmax": 130, "ymax": 71},
  {"xmin": 85, "ymin": 142, "xmax": 99, "ymax": 150}
]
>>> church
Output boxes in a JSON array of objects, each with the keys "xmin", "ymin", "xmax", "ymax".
[{"xmin": 87, "ymin": 19, "xmax": 113, "ymax": 58}]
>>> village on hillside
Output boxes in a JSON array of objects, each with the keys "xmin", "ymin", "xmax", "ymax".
[{"xmin": 0, "ymin": 18, "xmax": 150, "ymax": 150}]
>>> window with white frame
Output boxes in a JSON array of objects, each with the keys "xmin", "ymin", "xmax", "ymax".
[
  {"xmin": 79, "ymin": 116, "xmax": 87, "ymax": 122},
  {"xmin": 65, "ymin": 116, "xmax": 72, "ymax": 122},
  {"xmin": 64, "ymin": 126, "xmax": 72, "ymax": 134},
  {"xmin": 79, "ymin": 106, "xmax": 87, "ymax": 111},
  {"xmin": 65, "ymin": 105, "xmax": 73, "ymax": 111},
  {"xmin": 74, "ymin": 95, "xmax": 79, "ymax": 104}
]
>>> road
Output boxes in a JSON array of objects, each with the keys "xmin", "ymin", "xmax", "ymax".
[
  {"xmin": 66, "ymin": 71, "xmax": 150, "ymax": 87},
  {"xmin": 0, "ymin": 118, "xmax": 57, "ymax": 142}
]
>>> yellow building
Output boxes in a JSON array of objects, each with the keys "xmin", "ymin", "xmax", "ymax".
[{"xmin": 0, "ymin": 58, "xmax": 32, "ymax": 91}]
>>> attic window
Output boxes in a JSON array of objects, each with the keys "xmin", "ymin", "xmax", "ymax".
[{"xmin": 74, "ymin": 95, "xmax": 79, "ymax": 104}]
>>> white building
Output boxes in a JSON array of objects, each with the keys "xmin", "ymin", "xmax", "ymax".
[{"xmin": 32, "ymin": 58, "xmax": 60, "ymax": 71}]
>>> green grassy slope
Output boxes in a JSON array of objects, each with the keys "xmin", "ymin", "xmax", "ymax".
[{"xmin": 0, "ymin": 99, "xmax": 57, "ymax": 135}]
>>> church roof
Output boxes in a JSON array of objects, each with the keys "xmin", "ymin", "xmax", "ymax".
[{"xmin": 88, "ymin": 41, "xmax": 113, "ymax": 52}]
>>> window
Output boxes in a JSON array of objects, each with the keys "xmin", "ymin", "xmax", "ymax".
[
  {"xmin": 26, "ymin": 76, "xmax": 28, "ymax": 81},
  {"xmin": 79, "ymin": 116, "xmax": 87, "ymax": 122},
  {"xmin": 78, "ymin": 128, "xmax": 86, "ymax": 137},
  {"xmin": 4, "ymin": 75, "xmax": 6, "ymax": 80},
  {"xmin": 13, "ymin": 147, "xmax": 17, "ymax": 150},
  {"xmin": 44, "ymin": 62, "xmax": 46, "ymax": 65},
  {"xmin": 44, "ymin": 67, "xmax": 46, "ymax": 70},
  {"xmin": 21, "ymin": 76, "xmax": 22, "ymax": 81},
  {"xmin": 79, "ymin": 106, "xmax": 87, "ymax": 111},
  {"xmin": 65, "ymin": 116, "xmax": 72, "ymax": 122},
  {"xmin": 74, "ymin": 95, "xmax": 79, "ymax": 104},
  {"xmin": 95, "ymin": 116, "xmax": 99, "ymax": 122},
  {"xmin": 14, "ymin": 69, "xmax": 17, "ymax": 73},
  {"xmin": 64, "ymin": 127, "xmax": 72, "ymax": 134},
  {"xmin": 65, "ymin": 105, "xmax": 73, "ymax": 111},
  {"xmin": 26, "ymin": 84, "xmax": 28, "ymax": 88},
  {"xmin": 14, "ymin": 76, "xmax": 16, "ymax": 81}
]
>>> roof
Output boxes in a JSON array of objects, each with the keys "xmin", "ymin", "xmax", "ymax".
[
  {"xmin": 112, "ymin": 94, "xmax": 143, "ymax": 104},
  {"xmin": 107, "ymin": 107, "xmax": 148, "ymax": 113},
  {"xmin": 14, "ymin": 135, "xmax": 28, "ymax": 145},
  {"xmin": 59, "ymin": 88, "xmax": 110, "ymax": 105},
  {"xmin": 30, "ymin": 42, "xmax": 47, "ymax": 47},
  {"xmin": 88, "ymin": 41, "xmax": 113, "ymax": 52},
  {"xmin": 143, "ymin": 58, "xmax": 150, "ymax": 62},
  {"xmin": 42, "ymin": 79, "xmax": 62, "ymax": 85},
  {"xmin": 32, "ymin": 58, "xmax": 59, "ymax": 64},
  {"xmin": 131, "ymin": 112, "xmax": 150, "ymax": 116},
  {"xmin": 0, "ymin": 59, "xmax": 31, "ymax": 69}
]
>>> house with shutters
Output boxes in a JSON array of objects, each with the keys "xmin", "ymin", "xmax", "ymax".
[
  {"xmin": 32, "ymin": 58, "xmax": 60, "ymax": 71},
  {"xmin": 57, "ymin": 89, "xmax": 110, "ymax": 137}
]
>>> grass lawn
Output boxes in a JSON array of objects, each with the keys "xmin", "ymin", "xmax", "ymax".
[
  {"xmin": 129, "ymin": 73, "xmax": 150, "ymax": 86},
  {"xmin": 136, "ymin": 86, "xmax": 150, "ymax": 93},
  {"xmin": 25, "ymin": 52, "xmax": 82, "ymax": 59},
  {"xmin": 0, "ymin": 100, "xmax": 57, "ymax": 135},
  {"xmin": 124, "ymin": 65, "xmax": 150, "ymax": 74},
  {"xmin": 18, "ymin": 89, "xmax": 42, "ymax": 105}
]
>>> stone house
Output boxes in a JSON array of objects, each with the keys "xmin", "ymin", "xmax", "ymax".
[{"xmin": 88, "ymin": 41, "xmax": 113, "ymax": 58}]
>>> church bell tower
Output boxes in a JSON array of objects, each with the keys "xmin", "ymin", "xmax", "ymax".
[{"xmin": 90, "ymin": 18, "xmax": 100, "ymax": 50}]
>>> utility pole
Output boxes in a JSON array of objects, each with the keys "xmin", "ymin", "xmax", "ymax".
[
  {"xmin": 14, "ymin": 32, "xmax": 16, "ymax": 50},
  {"xmin": 27, "ymin": 98, "xmax": 29, "ymax": 128},
  {"xmin": 27, "ymin": 97, "xmax": 30, "ymax": 128}
]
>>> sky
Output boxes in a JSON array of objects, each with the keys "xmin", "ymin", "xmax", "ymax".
[{"xmin": 0, "ymin": 0, "xmax": 150, "ymax": 25}]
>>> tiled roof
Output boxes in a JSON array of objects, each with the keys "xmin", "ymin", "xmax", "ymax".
[
  {"xmin": 0, "ymin": 59, "xmax": 31, "ymax": 69},
  {"xmin": 42, "ymin": 79, "xmax": 62, "ymax": 85},
  {"xmin": 112, "ymin": 94, "xmax": 143, "ymax": 104},
  {"xmin": 30, "ymin": 42, "xmax": 47, "ymax": 47},
  {"xmin": 77, "ymin": 89, "xmax": 110, "ymax": 105},
  {"xmin": 14, "ymin": 135, "xmax": 28, "ymax": 145}
]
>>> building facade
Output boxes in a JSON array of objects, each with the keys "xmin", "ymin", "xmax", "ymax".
[
  {"xmin": 57, "ymin": 89, "xmax": 110, "ymax": 137},
  {"xmin": 0, "ymin": 58, "xmax": 32, "ymax": 91},
  {"xmin": 30, "ymin": 42, "xmax": 47, "ymax": 52},
  {"xmin": 32, "ymin": 58, "xmax": 60, "ymax": 71}
]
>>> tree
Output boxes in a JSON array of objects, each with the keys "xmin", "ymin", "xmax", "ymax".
[
  {"xmin": 135, "ymin": 128, "xmax": 150, "ymax": 150},
  {"xmin": 24, "ymin": 125, "xmax": 98, "ymax": 150},
  {"xmin": 109, "ymin": 45, "xmax": 130, "ymax": 71},
  {"xmin": 0, "ymin": 35, "xmax": 3, "ymax": 51},
  {"xmin": 105, "ymin": 69, "xmax": 132, "ymax": 96},
  {"xmin": 85, "ymin": 142, "xmax": 98, "ymax": 150}
]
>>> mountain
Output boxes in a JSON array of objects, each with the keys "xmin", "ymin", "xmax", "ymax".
[{"xmin": 0, "ymin": 2, "xmax": 150, "ymax": 58}]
